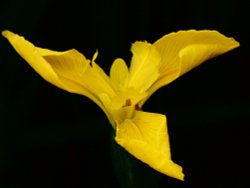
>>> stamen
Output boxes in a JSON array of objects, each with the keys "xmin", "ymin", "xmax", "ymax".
[
  {"xmin": 122, "ymin": 99, "xmax": 140, "ymax": 110},
  {"xmin": 125, "ymin": 99, "xmax": 132, "ymax": 106},
  {"xmin": 122, "ymin": 99, "xmax": 132, "ymax": 108}
]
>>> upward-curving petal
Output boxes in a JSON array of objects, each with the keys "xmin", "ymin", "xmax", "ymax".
[
  {"xmin": 141, "ymin": 30, "xmax": 239, "ymax": 104},
  {"xmin": 110, "ymin": 58, "xmax": 129, "ymax": 92},
  {"xmin": 2, "ymin": 30, "xmax": 115, "ymax": 115},
  {"xmin": 128, "ymin": 41, "xmax": 161, "ymax": 93},
  {"xmin": 115, "ymin": 111, "xmax": 184, "ymax": 180}
]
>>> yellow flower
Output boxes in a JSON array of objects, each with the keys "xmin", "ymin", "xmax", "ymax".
[{"xmin": 2, "ymin": 30, "xmax": 239, "ymax": 180}]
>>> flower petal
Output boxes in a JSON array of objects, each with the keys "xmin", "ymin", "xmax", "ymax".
[
  {"xmin": 115, "ymin": 111, "xmax": 184, "ymax": 180},
  {"xmin": 142, "ymin": 30, "xmax": 239, "ymax": 104},
  {"xmin": 128, "ymin": 41, "xmax": 161, "ymax": 93},
  {"xmin": 2, "ymin": 30, "xmax": 62, "ymax": 88},
  {"xmin": 43, "ymin": 50, "xmax": 116, "ymax": 106},
  {"xmin": 110, "ymin": 58, "xmax": 129, "ymax": 91},
  {"xmin": 2, "ymin": 30, "xmax": 114, "ymax": 116}
]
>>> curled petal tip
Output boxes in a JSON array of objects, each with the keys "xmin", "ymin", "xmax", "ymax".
[
  {"xmin": 178, "ymin": 171, "xmax": 185, "ymax": 181},
  {"xmin": 2, "ymin": 30, "xmax": 9, "ymax": 37},
  {"xmin": 2, "ymin": 30, "xmax": 17, "ymax": 40}
]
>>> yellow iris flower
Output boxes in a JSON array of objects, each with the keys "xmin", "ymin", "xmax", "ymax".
[{"xmin": 2, "ymin": 30, "xmax": 239, "ymax": 180}]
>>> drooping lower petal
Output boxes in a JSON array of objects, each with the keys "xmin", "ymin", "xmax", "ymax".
[{"xmin": 115, "ymin": 111, "xmax": 184, "ymax": 180}]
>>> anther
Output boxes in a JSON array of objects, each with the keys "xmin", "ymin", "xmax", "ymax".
[
  {"xmin": 135, "ymin": 104, "xmax": 140, "ymax": 110},
  {"xmin": 125, "ymin": 99, "xmax": 132, "ymax": 106}
]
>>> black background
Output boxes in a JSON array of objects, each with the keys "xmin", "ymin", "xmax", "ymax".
[{"xmin": 0, "ymin": 0, "xmax": 249, "ymax": 187}]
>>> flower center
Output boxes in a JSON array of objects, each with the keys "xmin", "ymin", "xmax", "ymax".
[{"xmin": 122, "ymin": 98, "xmax": 140, "ymax": 110}]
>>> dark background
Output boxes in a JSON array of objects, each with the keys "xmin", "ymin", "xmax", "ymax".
[{"xmin": 0, "ymin": 0, "xmax": 249, "ymax": 187}]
